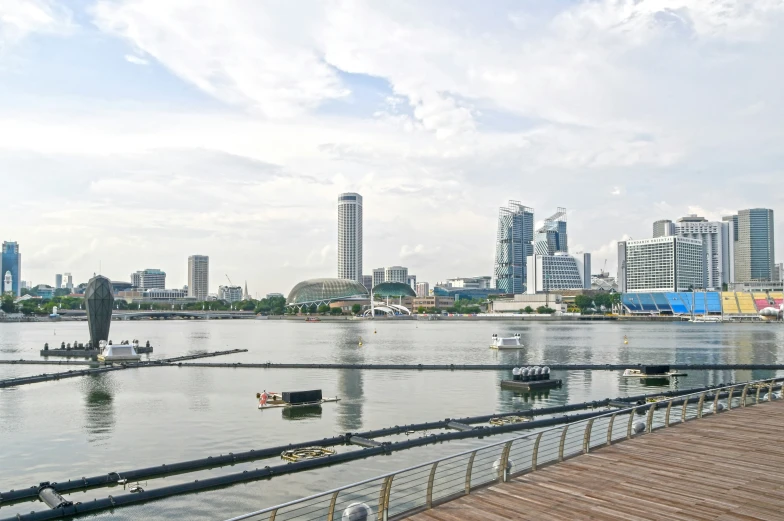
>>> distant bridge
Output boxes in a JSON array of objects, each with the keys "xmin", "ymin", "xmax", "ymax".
[{"xmin": 56, "ymin": 310, "xmax": 257, "ymax": 320}]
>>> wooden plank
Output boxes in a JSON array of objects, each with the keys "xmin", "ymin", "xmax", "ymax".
[{"xmin": 405, "ymin": 400, "xmax": 784, "ymax": 521}]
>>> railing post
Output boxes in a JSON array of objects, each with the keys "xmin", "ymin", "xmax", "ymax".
[
  {"xmin": 607, "ymin": 413, "xmax": 617, "ymax": 446},
  {"xmin": 756, "ymin": 384, "xmax": 762, "ymax": 404},
  {"xmin": 665, "ymin": 399, "xmax": 673, "ymax": 427},
  {"xmin": 269, "ymin": 509, "xmax": 277, "ymax": 521},
  {"xmin": 727, "ymin": 386, "xmax": 734, "ymax": 410},
  {"xmin": 741, "ymin": 385, "xmax": 749, "ymax": 407},
  {"xmin": 464, "ymin": 451, "xmax": 477, "ymax": 495},
  {"xmin": 681, "ymin": 396, "xmax": 689, "ymax": 422},
  {"xmin": 768, "ymin": 381, "xmax": 774, "ymax": 400},
  {"xmin": 583, "ymin": 419, "xmax": 594, "ymax": 453},
  {"xmin": 627, "ymin": 408, "xmax": 636, "ymax": 439},
  {"xmin": 713, "ymin": 388, "xmax": 722, "ymax": 413},
  {"xmin": 378, "ymin": 475, "xmax": 393, "ymax": 521},
  {"xmin": 697, "ymin": 392, "xmax": 706, "ymax": 419},
  {"xmin": 531, "ymin": 432, "xmax": 543, "ymax": 471},
  {"xmin": 646, "ymin": 402, "xmax": 657, "ymax": 433},
  {"xmin": 326, "ymin": 491, "xmax": 339, "ymax": 521},
  {"xmin": 426, "ymin": 462, "xmax": 438, "ymax": 509},
  {"xmin": 558, "ymin": 425, "xmax": 569, "ymax": 462},
  {"xmin": 499, "ymin": 441, "xmax": 513, "ymax": 482}
]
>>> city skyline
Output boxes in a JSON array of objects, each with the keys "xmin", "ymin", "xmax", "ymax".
[{"xmin": 1, "ymin": 1, "xmax": 782, "ymax": 294}]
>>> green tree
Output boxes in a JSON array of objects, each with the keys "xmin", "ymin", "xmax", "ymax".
[
  {"xmin": 523, "ymin": 306, "xmax": 534, "ymax": 314},
  {"xmin": 317, "ymin": 303, "xmax": 330, "ymax": 314},
  {"xmin": 417, "ymin": 306, "xmax": 426, "ymax": 314},
  {"xmin": 330, "ymin": 306, "xmax": 343, "ymax": 315},
  {"xmin": 351, "ymin": 304, "xmax": 361, "ymax": 315},
  {"xmin": 536, "ymin": 306, "xmax": 555, "ymax": 314},
  {"xmin": 20, "ymin": 300, "xmax": 40, "ymax": 315},
  {"xmin": 574, "ymin": 295, "xmax": 592, "ymax": 310},
  {"xmin": 309, "ymin": 304, "xmax": 318, "ymax": 314},
  {"xmin": 1, "ymin": 295, "xmax": 16, "ymax": 313}
]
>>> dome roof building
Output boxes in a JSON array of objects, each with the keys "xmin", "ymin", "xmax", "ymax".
[{"xmin": 286, "ymin": 278, "xmax": 369, "ymax": 309}]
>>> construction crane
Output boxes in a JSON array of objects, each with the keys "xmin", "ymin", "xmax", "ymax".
[{"xmin": 225, "ymin": 274, "xmax": 233, "ymax": 286}]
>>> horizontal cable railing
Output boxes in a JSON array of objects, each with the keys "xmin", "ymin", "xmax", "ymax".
[{"xmin": 225, "ymin": 378, "xmax": 784, "ymax": 521}]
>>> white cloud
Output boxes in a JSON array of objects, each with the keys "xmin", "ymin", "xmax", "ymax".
[
  {"xmin": 0, "ymin": 0, "xmax": 72, "ymax": 51},
  {"xmin": 1, "ymin": 0, "xmax": 784, "ymax": 292},
  {"xmin": 124, "ymin": 54, "xmax": 148, "ymax": 65}
]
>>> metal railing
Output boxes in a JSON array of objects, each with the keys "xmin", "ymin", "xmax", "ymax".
[{"xmin": 225, "ymin": 378, "xmax": 783, "ymax": 521}]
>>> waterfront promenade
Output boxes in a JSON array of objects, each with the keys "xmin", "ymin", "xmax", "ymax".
[{"xmin": 407, "ymin": 399, "xmax": 784, "ymax": 521}]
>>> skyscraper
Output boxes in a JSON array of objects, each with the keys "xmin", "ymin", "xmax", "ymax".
[
  {"xmin": 1, "ymin": 242, "xmax": 21, "ymax": 296},
  {"xmin": 534, "ymin": 208, "xmax": 568, "ymax": 255},
  {"xmin": 618, "ymin": 237, "xmax": 703, "ymax": 292},
  {"xmin": 55, "ymin": 274, "xmax": 63, "ymax": 290},
  {"xmin": 653, "ymin": 219, "xmax": 675, "ymax": 238},
  {"xmin": 64, "ymin": 273, "xmax": 73, "ymax": 291},
  {"xmin": 733, "ymin": 208, "xmax": 775, "ymax": 282},
  {"xmin": 337, "ymin": 192, "xmax": 363, "ymax": 283},
  {"xmin": 493, "ymin": 201, "xmax": 534, "ymax": 294},
  {"xmin": 674, "ymin": 215, "xmax": 734, "ymax": 289},
  {"xmin": 188, "ymin": 255, "xmax": 210, "ymax": 300}
]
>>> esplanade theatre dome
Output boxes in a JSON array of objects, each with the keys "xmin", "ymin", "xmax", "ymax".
[
  {"xmin": 286, "ymin": 278, "xmax": 369, "ymax": 307},
  {"xmin": 372, "ymin": 282, "xmax": 416, "ymax": 298}
]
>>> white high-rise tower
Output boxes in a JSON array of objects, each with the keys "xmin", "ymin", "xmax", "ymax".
[
  {"xmin": 338, "ymin": 193, "xmax": 363, "ymax": 283},
  {"xmin": 188, "ymin": 255, "xmax": 210, "ymax": 301}
]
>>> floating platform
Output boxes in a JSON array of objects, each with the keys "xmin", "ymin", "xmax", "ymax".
[
  {"xmin": 41, "ymin": 346, "xmax": 153, "ymax": 357},
  {"xmin": 501, "ymin": 379, "xmax": 562, "ymax": 391}
]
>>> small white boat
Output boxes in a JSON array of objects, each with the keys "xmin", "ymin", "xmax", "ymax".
[
  {"xmin": 97, "ymin": 339, "xmax": 141, "ymax": 363},
  {"xmin": 622, "ymin": 368, "xmax": 687, "ymax": 378},
  {"xmin": 490, "ymin": 333, "xmax": 523, "ymax": 349},
  {"xmin": 689, "ymin": 316, "xmax": 722, "ymax": 323}
]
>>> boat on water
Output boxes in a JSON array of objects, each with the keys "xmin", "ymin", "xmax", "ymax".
[
  {"xmin": 490, "ymin": 333, "xmax": 523, "ymax": 349},
  {"xmin": 622, "ymin": 365, "xmax": 687, "ymax": 379},
  {"xmin": 97, "ymin": 339, "xmax": 141, "ymax": 363},
  {"xmin": 305, "ymin": 316, "xmax": 321, "ymax": 322},
  {"xmin": 689, "ymin": 316, "xmax": 723, "ymax": 323},
  {"xmin": 257, "ymin": 389, "xmax": 339, "ymax": 410}
]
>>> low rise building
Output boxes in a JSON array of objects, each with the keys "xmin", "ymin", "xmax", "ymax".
[
  {"xmin": 218, "ymin": 285, "xmax": 243, "ymax": 303},
  {"xmin": 489, "ymin": 294, "xmax": 566, "ymax": 314},
  {"xmin": 402, "ymin": 295, "xmax": 455, "ymax": 311}
]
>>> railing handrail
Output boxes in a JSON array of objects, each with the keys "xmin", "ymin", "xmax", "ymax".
[{"xmin": 224, "ymin": 377, "xmax": 780, "ymax": 521}]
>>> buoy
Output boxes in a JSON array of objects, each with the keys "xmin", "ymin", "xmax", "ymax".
[
  {"xmin": 624, "ymin": 335, "xmax": 628, "ymax": 345},
  {"xmin": 358, "ymin": 337, "xmax": 363, "ymax": 346},
  {"xmin": 374, "ymin": 329, "xmax": 376, "ymax": 334}
]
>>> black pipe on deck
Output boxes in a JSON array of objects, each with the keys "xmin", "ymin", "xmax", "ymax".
[
  {"xmin": 0, "ymin": 382, "xmax": 745, "ymax": 507},
  {"xmin": 174, "ymin": 361, "xmax": 784, "ymax": 371},
  {"xmin": 0, "ymin": 410, "xmax": 611, "ymax": 521}
]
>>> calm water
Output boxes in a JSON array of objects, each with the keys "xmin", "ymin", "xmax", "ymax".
[{"xmin": 1, "ymin": 320, "xmax": 783, "ymax": 520}]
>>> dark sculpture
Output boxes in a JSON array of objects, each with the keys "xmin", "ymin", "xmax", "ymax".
[{"xmin": 85, "ymin": 275, "xmax": 114, "ymax": 347}]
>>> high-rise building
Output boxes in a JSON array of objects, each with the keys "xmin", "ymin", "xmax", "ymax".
[
  {"xmin": 407, "ymin": 274, "xmax": 417, "ymax": 290},
  {"xmin": 526, "ymin": 253, "xmax": 591, "ymax": 294},
  {"xmin": 731, "ymin": 208, "xmax": 775, "ymax": 282},
  {"xmin": 218, "ymin": 285, "xmax": 243, "ymax": 303},
  {"xmin": 774, "ymin": 263, "xmax": 783, "ymax": 282},
  {"xmin": 493, "ymin": 201, "xmax": 534, "ymax": 294},
  {"xmin": 188, "ymin": 255, "xmax": 210, "ymax": 301},
  {"xmin": 674, "ymin": 215, "xmax": 734, "ymax": 289},
  {"xmin": 384, "ymin": 266, "xmax": 408, "ymax": 284},
  {"xmin": 534, "ymin": 208, "xmax": 568, "ymax": 255},
  {"xmin": 1, "ymin": 242, "xmax": 21, "ymax": 296},
  {"xmin": 617, "ymin": 236, "xmax": 703, "ymax": 292},
  {"xmin": 134, "ymin": 269, "xmax": 166, "ymax": 290},
  {"xmin": 361, "ymin": 275, "xmax": 373, "ymax": 293},
  {"xmin": 653, "ymin": 219, "xmax": 675, "ymax": 238},
  {"xmin": 372, "ymin": 268, "xmax": 384, "ymax": 288},
  {"xmin": 64, "ymin": 273, "xmax": 73, "ymax": 291},
  {"xmin": 337, "ymin": 192, "xmax": 363, "ymax": 283},
  {"xmin": 55, "ymin": 274, "xmax": 63, "ymax": 290},
  {"xmin": 415, "ymin": 282, "xmax": 430, "ymax": 297}
]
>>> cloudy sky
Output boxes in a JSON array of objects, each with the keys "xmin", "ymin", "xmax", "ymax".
[{"xmin": 1, "ymin": 0, "xmax": 782, "ymax": 295}]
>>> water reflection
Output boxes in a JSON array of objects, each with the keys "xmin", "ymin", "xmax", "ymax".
[
  {"xmin": 82, "ymin": 374, "xmax": 116, "ymax": 444},
  {"xmin": 335, "ymin": 324, "xmax": 365, "ymax": 432},
  {"xmin": 282, "ymin": 405, "xmax": 322, "ymax": 421}
]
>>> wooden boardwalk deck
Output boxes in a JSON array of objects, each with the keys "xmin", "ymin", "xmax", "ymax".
[{"xmin": 407, "ymin": 400, "xmax": 784, "ymax": 521}]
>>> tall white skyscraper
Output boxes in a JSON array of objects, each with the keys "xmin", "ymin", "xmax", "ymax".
[
  {"xmin": 618, "ymin": 237, "xmax": 703, "ymax": 292},
  {"xmin": 493, "ymin": 201, "xmax": 534, "ymax": 294},
  {"xmin": 338, "ymin": 193, "xmax": 363, "ymax": 283},
  {"xmin": 188, "ymin": 255, "xmax": 210, "ymax": 301}
]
